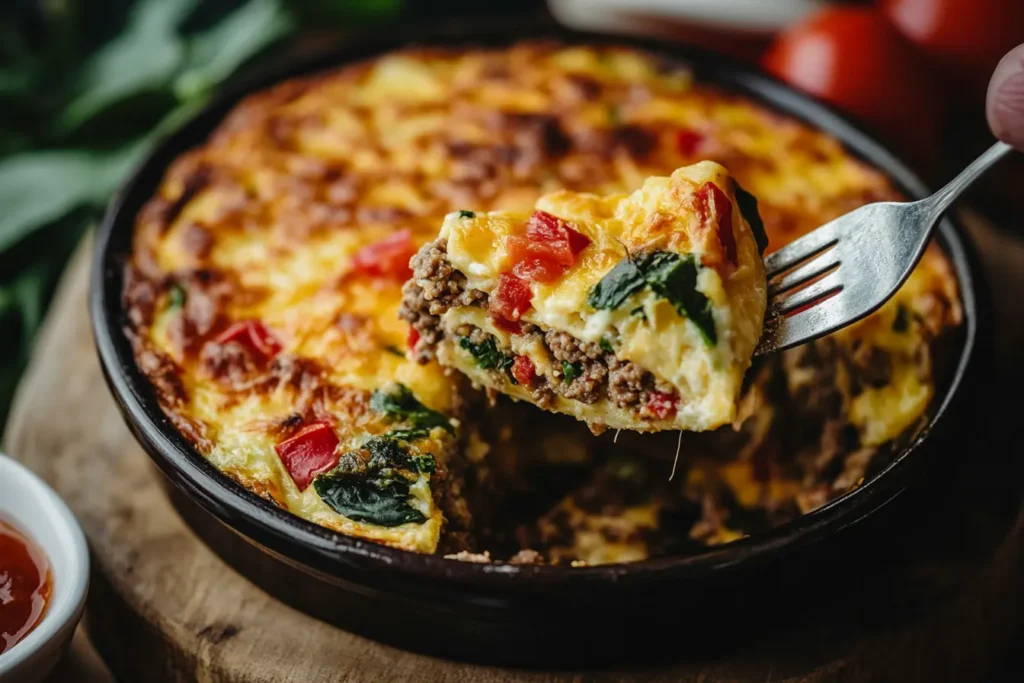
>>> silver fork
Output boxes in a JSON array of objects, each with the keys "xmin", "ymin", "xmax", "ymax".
[{"xmin": 754, "ymin": 141, "xmax": 1014, "ymax": 356}]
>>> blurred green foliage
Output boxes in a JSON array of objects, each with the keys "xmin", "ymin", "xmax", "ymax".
[{"xmin": 0, "ymin": 0, "xmax": 407, "ymax": 429}]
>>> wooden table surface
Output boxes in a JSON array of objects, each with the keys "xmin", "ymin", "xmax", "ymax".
[{"xmin": 8, "ymin": 211, "xmax": 1024, "ymax": 682}]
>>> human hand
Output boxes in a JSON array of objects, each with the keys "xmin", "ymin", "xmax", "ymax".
[{"xmin": 987, "ymin": 44, "xmax": 1024, "ymax": 150}]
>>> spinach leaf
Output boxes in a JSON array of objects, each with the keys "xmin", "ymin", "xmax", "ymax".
[
  {"xmin": 370, "ymin": 383, "xmax": 452, "ymax": 434},
  {"xmin": 638, "ymin": 252, "xmax": 717, "ymax": 345},
  {"xmin": 458, "ymin": 336, "xmax": 513, "ymax": 372},
  {"xmin": 457, "ymin": 210, "xmax": 475, "ymax": 218},
  {"xmin": 732, "ymin": 179, "xmax": 768, "ymax": 257},
  {"xmin": 314, "ymin": 469, "xmax": 426, "ymax": 527},
  {"xmin": 387, "ymin": 427, "xmax": 431, "ymax": 442},
  {"xmin": 411, "ymin": 455, "xmax": 436, "ymax": 474},
  {"xmin": 587, "ymin": 259, "xmax": 646, "ymax": 310},
  {"xmin": 599, "ymin": 337, "xmax": 615, "ymax": 353},
  {"xmin": 630, "ymin": 305, "xmax": 647, "ymax": 322},
  {"xmin": 562, "ymin": 361, "xmax": 582, "ymax": 383},
  {"xmin": 363, "ymin": 436, "xmax": 411, "ymax": 470}
]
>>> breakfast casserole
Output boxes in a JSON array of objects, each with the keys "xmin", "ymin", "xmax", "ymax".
[{"xmin": 122, "ymin": 41, "xmax": 962, "ymax": 562}]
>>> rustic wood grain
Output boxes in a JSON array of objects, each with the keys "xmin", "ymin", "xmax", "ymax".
[{"xmin": 6, "ymin": 213, "xmax": 1024, "ymax": 682}]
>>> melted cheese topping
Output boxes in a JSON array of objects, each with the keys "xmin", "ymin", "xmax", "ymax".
[{"xmin": 435, "ymin": 161, "xmax": 766, "ymax": 432}]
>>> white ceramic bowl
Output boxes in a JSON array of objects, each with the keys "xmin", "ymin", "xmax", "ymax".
[{"xmin": 0, "ymin": 453, "xmax": 89, "ymax": 683}]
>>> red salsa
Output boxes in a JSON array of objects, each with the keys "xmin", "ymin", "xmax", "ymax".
[{"xmin": 0, "ymin": 518, "xmax": 51, "ymax": 655}]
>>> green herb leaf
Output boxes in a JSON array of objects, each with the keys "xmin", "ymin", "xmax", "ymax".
[
  {"xmin": 363, "ymin": 436, "xmax": 411, "ymax": 470},
  {"xmin": 561, "ymin": 361, "xmax": 582, "ymax": 383},
  {"xmin": 458, "ymin": 336, "xmax": 513, "ymax": 372},
  {"xmin": 732, "ymin": 179, "xmax": 768, "ymax": 257},
  {"xmin": 0, "ymin": 148, "xmax": 138, "ymax": 253},
  {"xmin": 599, "ymin": 337, "xmax": 615, "ymax": 353},
  {"xmin": 382, "ymin": 344, "xmax": 404, "ymax": 357},
  {"xmin": 411, "ymin": 455, "xmax": 436, "ymax": 474},
  {"xmin": 457, "ymin": 210, "xmax": 475, "ymax": 218},
  {"xmin": 55, "ymin": 0, "xmax": 200, "ymax": 134},
  {"xmin": 370, "ymin": 383, "xmax": 453, "ymax": 434},
  {"xmin": 587, "ymin": 259, "xmax": 646, "ymax": 310},
  {"xmin": 313, "ymin": 469, "xmax": 426, "ymax": 527},
  {"xmin": 387, "ymin": 427, "xmax": 431, "ymax": 442},
  {"xmin": 638, "ymin": 252, "xmax": 717, "ymax": 345},
  {"xmin": 174, "ymin": 0, "xmax": 293, "ymax": 100},
  {"xmin": 630, "ymin": 305, "xmax": 647, "ymax": 321}
]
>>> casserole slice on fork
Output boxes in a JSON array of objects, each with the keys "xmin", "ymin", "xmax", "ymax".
[{"xmin": 401, "ymin": 161, "xmax": 768, "ymax": 433}]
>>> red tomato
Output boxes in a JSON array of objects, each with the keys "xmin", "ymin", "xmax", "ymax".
[
  {"xmin": 511, "ymin": 355, "xmax": 536, "ymax": 386},
  {"xmin": 645, "ymin": 391, "xmax": 679, "ymax": 420},
  {"xmin": 762, "ymin": 6, "xmax": 943, "ymax": 167},
  {"xmin": 696, "ymin": 182, "xmax": 736, "ymax": 267},
  {"xmin": 525, "ymin": 211, "xmax": 590, "ymax": 265},
  {"xmin": 490, "ymin": 273, "xmax": 533, "ymax": 322},
  {"xmin": 881, "ymin": 0, "xmax": 1024, "ymax": 97},
  {"xmin": 492, "ymin": 315, "xmax": 523, "ymax": 335},
  {"xmin": 275, "ymin": 421, "xmax": 340, "ymax": 490},
  {"xmin": 406, "ymin": 326, "xmax": 420, "ymax": 350},
  {"xmin": 676, "ymin": 129, "xmax": 705, "ymax": 157},
  {"xmin": 512, "ymin": 256, "xmax": 565, "ymax": 284},
  {"xmin": 215, "ymin": 320, "xmax": 283, "ymax": 360},
  {"xmin": 351, "ymin": 229, "xmax": 416, "ymax": 281}
]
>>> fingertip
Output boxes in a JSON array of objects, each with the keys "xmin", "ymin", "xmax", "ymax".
[{"xmin": 987, "ymin": 43, "xmax": 1024, "ymax": 148}]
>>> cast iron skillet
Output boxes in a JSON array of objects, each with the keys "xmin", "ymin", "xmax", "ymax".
[{"xmin": 90, "ymin": 20, "xmax": 987, "ymax": 667}]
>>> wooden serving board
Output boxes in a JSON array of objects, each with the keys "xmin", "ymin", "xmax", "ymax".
[{"xmin": 7, "ymin": 212, "xmax": 1024, "ymax": 682}]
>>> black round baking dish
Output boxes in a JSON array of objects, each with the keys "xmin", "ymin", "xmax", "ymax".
[{"xmin": 90, "ymin": 21, "xmax": 989, "ymax": 668}]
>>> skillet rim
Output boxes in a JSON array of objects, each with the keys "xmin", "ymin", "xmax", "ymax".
[{"xmin": 88, "ymin": 19, "xmax": 985, "ymax": 594}]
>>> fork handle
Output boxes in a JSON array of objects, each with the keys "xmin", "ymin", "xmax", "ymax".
[{"xmin": 927, "ymin": 141, "xmax": 1016, "ymax": 219}]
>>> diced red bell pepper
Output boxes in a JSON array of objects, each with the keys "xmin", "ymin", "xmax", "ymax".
[
  {"xmin": 490, "ymin": 272, "xmax": 533, "ymax": 322},
  {"xmin": 512, "ymin": 256, "xmax": 566, "ymax": 284},
  {"xmin": 511, "ymin": 354, "xmax": 536, "ymax": 386},
  {"xmin": 492, "ymin": 315, "xmax": 523, "ymax": 335},
  {"xmin": 351, "ymin": 228, "xmax": 416, "ymax": 281},
  {"xmin": 215, "ymin": 320, "xmax": 283, "ymax": 360},
  {"xmin": 407, "ymin": 326, "xmax": 420, "ymax": 350},
  {"xmin": 523, "ymin": 211, "xmax": 591, "ymax": 266},
  {"xmin": 275, "ymin": 421, "xmax": 340, "ymax": 490},
  {"xmin": 646, "ymin": 391, "xmax": 679, "ymax": 420},
  {"xmin": 696, "ymin": 182, "xmax": 737, "ymax": 267},
  {"xmin": 676, "ymin": 128, "xmax": 705, "ymax": 157}
]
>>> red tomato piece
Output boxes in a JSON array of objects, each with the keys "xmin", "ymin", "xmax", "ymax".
[
  {"xmin": 407, "ymin": 326, "xmax": 420, "ymax": 350},
  {"xmin": 881, "ymin": 0, "xmax": 1024, "ymax": 97},
  {"xmin": 761, "ymin": 6, "xmax": 943, "ymax": 167},
  {"xmin": 275, "ymin": 421, "xmax": 340, "ymax": 491},
  {"xmin": 215, "ymin": 320, "xmax": 283, "ymax": 360},
  {"xmin": 511, "ymin": 355, "xmax": 536, "ymax": 386},
  {"xmin": 351, "ymin": 229, "xmax": 416, "ymax": 281},
  {"xmin": 512, "ymin": 257, "xmax": 566, "ymax": 284},
  {"xmin": 696, "ymin": 182, "xmax": 737, "ymax": 267},
  {"xmin": 492, "ymin": 315, "xmax": 523, "ymax": 335},
  {"xmin": 490, "ymin": 273, "xmax": 533, "ymax": 322},
  {"xmin": 646, "ymin": 391, "xmax": 679, "ymax": 420},
  {"xmin": 524, "ymin": 211, "xmax": 591, "ymax": 266},
  {"xmin": 676, "ymin": 129, "xmax": 705, "ymax": 157}
]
